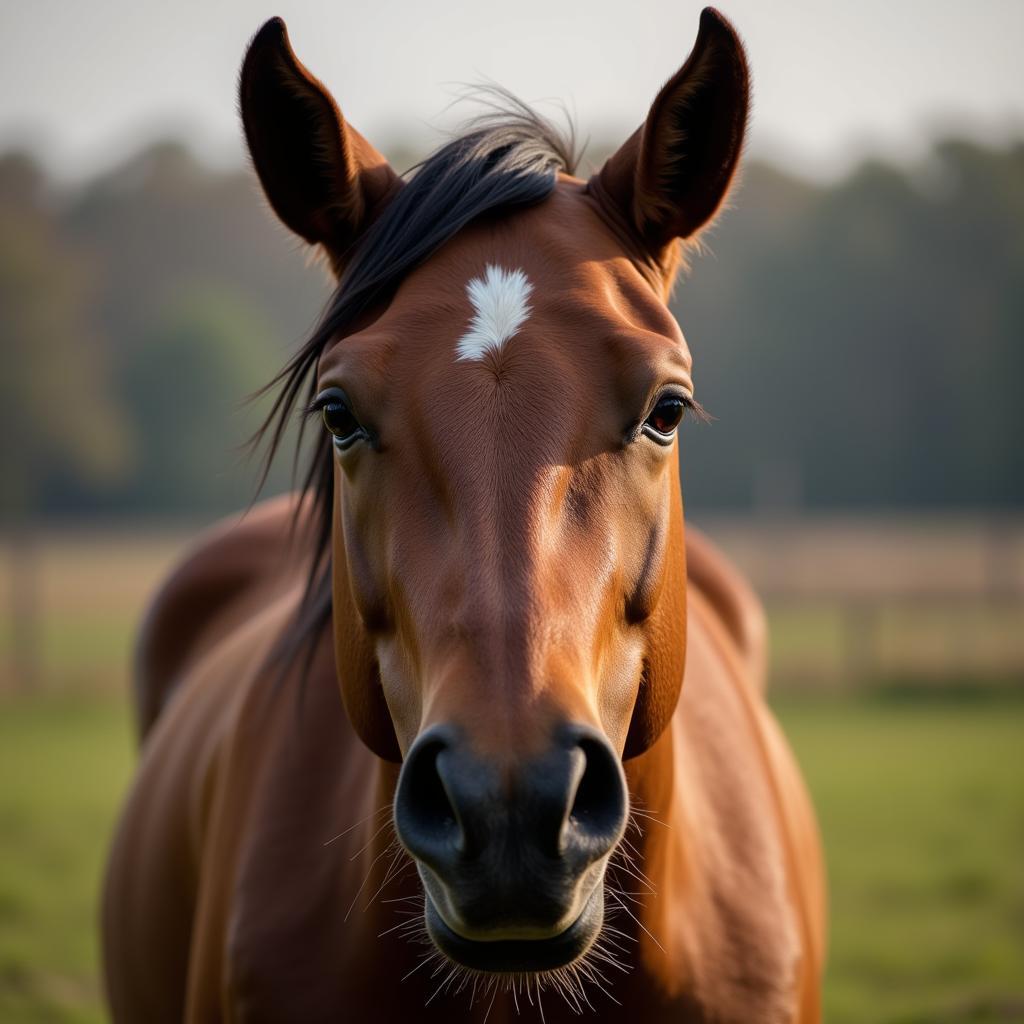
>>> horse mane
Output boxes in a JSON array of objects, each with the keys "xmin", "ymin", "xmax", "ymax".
[{"xmin": 251, "ymin": 92, "xmax": 579, "ymax": 681}]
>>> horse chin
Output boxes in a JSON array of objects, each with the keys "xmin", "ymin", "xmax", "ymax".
[{"xmin": 423, "ymin": 884, "xmax": 605, "ymax": 974}]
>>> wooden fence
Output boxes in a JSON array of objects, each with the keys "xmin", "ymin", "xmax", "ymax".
[{"xmin": 698, "ymin": 516, "xmax": 1024, "ymax": 689}]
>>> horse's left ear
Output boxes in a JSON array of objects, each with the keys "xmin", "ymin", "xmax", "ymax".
[
  {"xmin": 239, "ymin": 17, "xmax": 402, "ymax": 273},
  {"xmin": 591, "ymin": 7, "xmax": 749, "ymax": 267}
]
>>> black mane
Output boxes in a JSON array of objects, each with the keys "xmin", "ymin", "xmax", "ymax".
[{"xmin": 254, "ymin": 96, "xmax": 578, "ymax": 676}]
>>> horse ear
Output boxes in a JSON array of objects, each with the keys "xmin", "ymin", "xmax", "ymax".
[
  {"xmin": 239, "ymin": 18, "xmax": 402, "ymax": 271},
  {"xmin": 592, "ymin": 7, "xmax": 749, "ymax": 263}
]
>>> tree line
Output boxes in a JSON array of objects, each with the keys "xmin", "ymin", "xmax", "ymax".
[{"xmin": 1, "ymin": 134, "xmax": 1021, "ymax": 524}]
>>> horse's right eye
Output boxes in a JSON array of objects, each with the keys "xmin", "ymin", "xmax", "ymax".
[{"xmin": 318, "ymin": 391, "xmax": 366, "ymax": 449}]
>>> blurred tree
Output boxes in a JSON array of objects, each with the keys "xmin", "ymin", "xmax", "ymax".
[
  {"xmin": 0, "ymin": 153, "xmax": 128, "ymax": 689},
  {"xmin": 2, "ymin": 134, "xmax": 1023, "ymax": 524},
  {"xmin": 671, "ymin": 140, "xmax": 1024, "ymax": 512},
  {"xmin": 114, "ymin": 287, "xmax": 285, "ymax": 515}
]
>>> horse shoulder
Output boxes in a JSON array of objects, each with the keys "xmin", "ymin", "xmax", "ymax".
[
  {"xmin": 133, "ymin": 493, "xmax": 311, "ymax": 739},
  {"xmin": 104, "ymin": 576, "xmax": 305, "ymax": 1023},
  {"xmin": 757, "ymin": 706, "xmax": 828, "ymax": 1022},
  {"xmin": 681, "ymin": 580, "xmax": 825, "ymax": 1023},
  {"xmin": 685, "ymin": 525, "xmax": 768, "ymax": 692}
]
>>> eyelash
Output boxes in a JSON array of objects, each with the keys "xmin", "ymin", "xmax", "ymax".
[
  {"xmin": 678, "ymin": 395, "xmax": 709, "ymax": 423},
  {"xmin": 305, "ymin": 393, "xmax": 336, "ymax": 419}
]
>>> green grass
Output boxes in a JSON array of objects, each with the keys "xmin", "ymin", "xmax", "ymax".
[
  {"xmin": 0, "ymin": 698, "xmax": 133, "ymax": 1024},
  {"xmin": 4, "ymin": 618, "xmax": 136, "ymax": 681},
  {"xmin": 0, "ymin": 693, "xmax": 1021, "ymax": 1022},
  {"xmin": 775, "ymin": 693, "xmax": 1024, "ymax": 1023}
]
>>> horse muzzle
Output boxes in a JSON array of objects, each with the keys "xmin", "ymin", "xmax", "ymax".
[{"xmin": 393, "ymin": 722, "xmax": 628, "ymax": 971}]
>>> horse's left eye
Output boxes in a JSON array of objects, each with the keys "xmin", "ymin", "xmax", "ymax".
[
  {"xmin": 319, "ymin": 392, "xmax": 366, "ymax": 449},
  {"xmin": 642, "ymin": 395, "xmax": 687, "ymax": 442}
]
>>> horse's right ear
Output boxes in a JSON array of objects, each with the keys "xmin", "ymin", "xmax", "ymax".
[
  {"xmin": 239, "ymin": 18, "xmax": 402, "ymax": 273},
  {"xmin": 591, "ymin": 7, "xmax": 749, "ymax": 277}
]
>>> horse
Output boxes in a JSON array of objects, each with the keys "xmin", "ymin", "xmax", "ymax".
[{"xmin": 102, "ymin": 9, "xmax": 825, "ymax": 1021}]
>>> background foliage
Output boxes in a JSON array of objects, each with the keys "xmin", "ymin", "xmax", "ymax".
[{"xmin": 1, "ymin": 134, "xmax": 1022, "ymax": 523}]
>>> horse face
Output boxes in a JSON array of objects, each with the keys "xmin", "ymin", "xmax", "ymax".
[
  {"xmin": 241, "ymin": 8, "xmax": 747, "ymax": 974},
  {"xmin": 318, "ymin": 200, "xmax": 691, "ymax": 965}
]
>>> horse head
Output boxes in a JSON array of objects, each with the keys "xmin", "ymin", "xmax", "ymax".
[{"xmin": 240, "ymin": 7, "xmax": 748, "ymax": 975}]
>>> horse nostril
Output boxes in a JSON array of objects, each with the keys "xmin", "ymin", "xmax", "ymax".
[
  {"xmin": 393, "ymin": 728, "xmax": 461, "ymax": 867},
  {"xmin": 564, "ymin": 733, "xmax": 628, "ymax": 859},
  {"xmin": 396, "ymin": 724, "xmax": 626, "ymax": 886}
]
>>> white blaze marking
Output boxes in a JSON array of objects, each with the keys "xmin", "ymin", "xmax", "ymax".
[{"xmin": 455, "ymin": 264, "xmax": 533, "ymax": 361}]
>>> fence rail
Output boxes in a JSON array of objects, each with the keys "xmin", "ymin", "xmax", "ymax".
[
  {"xmin": 695, "ymin": 516, "xmax": 1024, "ymax": 689},
  {"xmin": 3, "ymin": 518, "xmax": 1023, "ymax": 693}
]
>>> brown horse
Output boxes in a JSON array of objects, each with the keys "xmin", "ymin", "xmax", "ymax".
[{"xmin": 102, "ymin": 9, "xmax": 825, "ymax": 1022}]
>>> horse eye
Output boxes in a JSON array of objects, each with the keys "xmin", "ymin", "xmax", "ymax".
[
  {"xmin": 321, "ymin": 397, "xmax": 364, "ymax": 448},
  {"xmin": 642, "ymin": 395, "xmax": 687, "ymax": 443}
]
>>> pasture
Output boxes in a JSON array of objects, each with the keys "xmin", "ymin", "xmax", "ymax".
[{"xmin": 0, "ymin": 527, "xmax": 1022, "ymax": 1022}]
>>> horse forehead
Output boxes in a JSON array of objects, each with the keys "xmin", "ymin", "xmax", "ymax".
[
  {"xmin": 395, "ymin": 236, "xmax": 584, "ymax": 313},
  {"xmin": 321, "ymin": 186, "xmax": 689, "ymax": 384},
  {"xmin": 387, "ymin": 227, "xmax": 680, "ymax": 358}
]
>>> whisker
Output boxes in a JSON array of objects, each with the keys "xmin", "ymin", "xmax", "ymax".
[
  {"xmin": 401, "ymin": 950, "xmax": 442, "ymax": 983},
  {"xmin": 362, "ymin": 847, "xmax": 413, "ymax": 910},
  {"xmin": 608, "ymin": 891, "xmax": 665, "ymax": 953},
  {"xmin": 581, "ymin": 967, "xmax": 620, "ymax": 1005},
  {"xmin": 425, "ymin": 964, "xmax": 461, "ymax": 1006},
  {"xmin": 343, "ymin": 842, "xmax": 399, "ymax": 922},
  {"xmin": 323, "ymin": 803, "xmax": 391, "ymax": 846},
  {"xmin": 568, "ymin": 964, "xmax": 594, "ymax": 1012},
  {"xmin": 378, "ymin": 912, "xmax": 420, "ymax": 938},
  {"xmin": 629, "ymin": 808, "xmax": 668, "ymax": 828},
  {"xmin": 607, "ymin": 859, "xmax": 656, "ymax": 894},
  {"xmin": 483, "ymin": 980, "xmax": 499, "ymax": 1024},
  {"xmin": 348, "ymin": 819, "xmax": 395, "ymax": 861},
  {"xmin": 552, "ymin": 967, "xmax": 583, "ymax": 1015},
  {"xmin": 609, "ymin": 842, "xmax": 657, "ymax": 890}
]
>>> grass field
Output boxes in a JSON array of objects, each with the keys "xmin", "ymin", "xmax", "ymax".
[
  {"xmin": 0, "ymin": 697, "xmax": 132, "ymax": 1024},
  {"xmin": 0, "ymin": 526, "xmax": 1022, "ymax": 1021},
  {"xmin": 778, "ymin": 693, "xmax": 1024, "ymax": 1023},
  {"xmin": 0, "ymin": 692, "xmax": 1021, "ymax": 1023}
]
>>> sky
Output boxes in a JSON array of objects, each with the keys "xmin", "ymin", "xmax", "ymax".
[{"xmin": 2, "ymin": 0, "xmax": 1022, "ymax": 183}]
